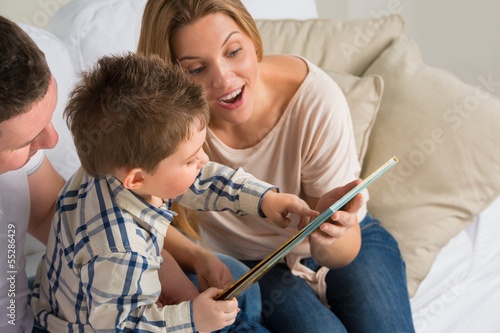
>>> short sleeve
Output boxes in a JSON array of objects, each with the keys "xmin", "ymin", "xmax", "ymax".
[
  {"xmin": 299, "ymin": 66, "xmax": 361, "ymax": 198},
  {"xmin": 22, "ymin": 150, "xmax": 45, "ymax": 176}
]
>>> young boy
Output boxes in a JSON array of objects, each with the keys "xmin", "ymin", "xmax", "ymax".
[{"xmin": 30, "ymin": 53, "xmax": 318, "ymax": 332}]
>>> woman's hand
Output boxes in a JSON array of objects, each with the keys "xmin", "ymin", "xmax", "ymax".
[
  {"xmin": 260, "ymin": 191, "xmax": 319, "ymax": 228},
  {"xmin": 302, "ymin": 179, "xmax": 363, "ymax": 268},
  {"xmin": 306, "ymin": 179, "xmax": 363, "ymax": 243},
  {"xmin": 194, "ymin": 251, "xmax": 234, "ymax": 292}
]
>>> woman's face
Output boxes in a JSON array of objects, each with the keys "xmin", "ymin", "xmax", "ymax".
[{"xmin": 171, "ymin": 13, "xmax": 259, "ymax": 127}]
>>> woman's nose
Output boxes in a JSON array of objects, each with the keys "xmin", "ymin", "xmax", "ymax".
[{"xmin": 211, "ymin": 62, "xmax": 231, "ymax": 89}]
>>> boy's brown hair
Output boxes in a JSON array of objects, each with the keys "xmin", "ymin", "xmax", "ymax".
[
  {"xmin": 0, "ymin": 16, "xmax": 51, "ymax": 123},
  {"xmin": 64, "ymin": 52, "xmax": 209, "ymax": 178}
]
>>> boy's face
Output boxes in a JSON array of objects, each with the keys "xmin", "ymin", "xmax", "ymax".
[
  {"xmin": 139, "ymin": 125, "xmax": 209, "ymax": 204},
  {"xmin": 0, "ymin": 77, "xmax": 58, "ymax": 174}
]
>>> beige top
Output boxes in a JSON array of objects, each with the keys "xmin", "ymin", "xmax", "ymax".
[{"xmin": 200, "ymin": 58, "xmax": 368, "ymax": 264}]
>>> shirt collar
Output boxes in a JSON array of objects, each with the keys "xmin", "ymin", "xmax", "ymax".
[{"xmin": 104, "ymin": 175, "xmax": 176, "ymax": 237}]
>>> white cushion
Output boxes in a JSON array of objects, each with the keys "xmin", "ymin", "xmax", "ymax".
[{"xmin": 49, "ymin": 0, "xmax": 318, "ymax": 72}]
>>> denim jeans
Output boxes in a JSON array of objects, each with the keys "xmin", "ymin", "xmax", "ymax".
[
  {"xmin": 189, "ymin": 253, "xmax": 265, "ymax": 327},
  {"xmin": 243, "ymin": 214, "xmax": 415, "ymax": 333}
]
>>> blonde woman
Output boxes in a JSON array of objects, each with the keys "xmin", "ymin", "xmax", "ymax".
[{"xmin": 137, "ymin": 1, "xmax": 415, "ymax": 332}]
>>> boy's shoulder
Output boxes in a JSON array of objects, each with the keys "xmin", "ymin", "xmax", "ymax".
[{"xmin": 55, "ymin": 168, "xmax": 157, "ymax": 261}]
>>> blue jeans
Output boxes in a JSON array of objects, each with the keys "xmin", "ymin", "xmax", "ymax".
[
  {"xmin": 189, "ymin": 253, "xmax": 267, "ymax": 331},
  {"xmin": 243, "ymin": 214, "xmax": 415, "ymax": 333},
  {"xmin": 32, "ymin": 324, "xmax": 47, "ymax": 333}
]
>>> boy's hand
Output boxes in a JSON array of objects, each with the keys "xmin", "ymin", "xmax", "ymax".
[
  {"xmin": 192, "ymin": 288, "xmax": 239, "ymax": 332},
  {"xmin": 261, "ymin": 191, "xmax": 319, "ymax": 228}
]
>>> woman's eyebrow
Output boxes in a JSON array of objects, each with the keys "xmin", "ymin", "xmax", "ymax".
[
  {"xmin": 177, "ymin": 31, "xmax": 241, "ymax": 62},
  {"xmin": 222, "ymin": 31, "xmax": 240, "ymax": 48}
]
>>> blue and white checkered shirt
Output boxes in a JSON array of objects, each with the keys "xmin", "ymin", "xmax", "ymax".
[{"xmin": 30, "ymin": 162, "xmax": 275, "ymax": 332}]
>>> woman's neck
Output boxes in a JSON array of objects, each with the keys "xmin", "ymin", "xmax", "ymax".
[{"xmin": 209, "ymin": 56, "xmax": 306, "ymax": 149}]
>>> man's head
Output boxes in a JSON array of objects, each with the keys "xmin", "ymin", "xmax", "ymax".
[
  {"xmin": 64, "ymin": 52, "xmax": 209, "ymax": 179},
  {"xmin": 0, "ymin": 16, "xmax": 58, "ymax": 174}
]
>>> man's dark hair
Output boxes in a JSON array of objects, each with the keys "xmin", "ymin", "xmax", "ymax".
[{"xmin": 0, "ymin": 16, "xmax": 51, "ymax": 122}]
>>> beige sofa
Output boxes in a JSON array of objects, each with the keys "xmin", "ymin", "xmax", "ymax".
[{"xmin": 19, "ymin": 0, "xmax": 500, "ymax": 331}]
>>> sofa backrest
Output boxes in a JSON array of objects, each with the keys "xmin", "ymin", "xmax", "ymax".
[{"xmin": 49, "ymin": 0, "xmax": 320, "ymax": 72}]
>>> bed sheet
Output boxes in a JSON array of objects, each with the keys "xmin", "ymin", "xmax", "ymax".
[{"xmin": 411, "ymin": 195, "xmax": 500, "ymax": 332}]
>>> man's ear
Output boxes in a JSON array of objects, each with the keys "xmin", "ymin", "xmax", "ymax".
[{"xmin": 122, "ymin": 168, "xmax": 146, "ymax": 190}]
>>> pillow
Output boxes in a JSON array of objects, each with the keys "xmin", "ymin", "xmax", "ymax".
[
  {"xmin": 49, "ymin": 0, "xmax": 147, "ymax": 72},
  {"xmin": 18, "ymin": 23, "xmax": 80, "ymax": 180},
  {"xmin": 256, "ymin": 14, "xmax": 405, "ymax": 76},
  {"xmin": 362, "ymin": 34, "xmax": 500, "ymax": 296},
  {"xmin": 49, "ymin": 0, "xmax": 318, "ymax": 72},
  {"xmin": 323, "ymin": 71, "xmax": 384, "ymax": 166}
]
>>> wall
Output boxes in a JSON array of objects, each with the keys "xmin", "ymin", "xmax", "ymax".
[{"xmin": 316, "ymin": 0, "xmax": 500, "ymax": 98}]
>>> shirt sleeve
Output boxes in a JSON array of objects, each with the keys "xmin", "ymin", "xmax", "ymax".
[
  {"xmin": 299, "ymin": 66, "xmax": 361, "ymax": 198},
  {"xmin": 80, "ymin": 252, "xmax": 195, "ymax": 333},
  {"xmin": 174, "ymin": 161, "xmax": 277, "ymax": 217},
  {"xmin": 299, "ymin": 64, "xmax": 368, "ymax": 220},
  {"xmin": 22, "ymin": 150, "xmax": 45, "ymax": 176}
]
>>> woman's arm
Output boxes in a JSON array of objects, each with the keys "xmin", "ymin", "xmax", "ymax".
[
  {"xmin": 156, "ymin": 248, "xmax": 200, "ymax": 307},
  {"xmin": 163, "ymin": 227, "xmax": 234, "ymax": 291}
]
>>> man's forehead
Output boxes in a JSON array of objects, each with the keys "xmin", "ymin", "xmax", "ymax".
[{"xmin": 0, "ymin": 77, "xmax": 57, "ymax": 148}]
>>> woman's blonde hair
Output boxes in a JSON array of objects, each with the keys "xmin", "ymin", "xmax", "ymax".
[
  {"xmin": 138, "ymin": 0, "xmax": 263, "ymax": 238},
  {"xmin": 137, "ymin": 0, "xmax": 263, "ymax": 64}
]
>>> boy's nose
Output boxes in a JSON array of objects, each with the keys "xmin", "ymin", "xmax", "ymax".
[{"xmin": 198, "ymin": 150, "xmax": 209, "ymax": 168}]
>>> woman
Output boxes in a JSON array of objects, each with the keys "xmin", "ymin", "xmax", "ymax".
[{"xmin": 137, "ymin": 1, "xmax": 415, "ymax": 332}]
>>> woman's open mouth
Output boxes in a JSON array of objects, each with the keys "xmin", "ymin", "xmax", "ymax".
[{"xmin": 217, "ymin": 86, "xmax": 244, "ymax": 106}]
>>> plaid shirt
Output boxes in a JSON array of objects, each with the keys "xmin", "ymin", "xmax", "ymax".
[{"xmin": 30, "ymin": 162, "xmax": 275, "ymax": 333}]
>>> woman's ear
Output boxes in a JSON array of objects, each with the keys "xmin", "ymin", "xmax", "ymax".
[{"xmin": 122, "ymin": 168, "xmax": 146, "ymax": 190}]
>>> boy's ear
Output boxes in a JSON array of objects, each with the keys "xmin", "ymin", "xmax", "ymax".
[{"xmin": 122, "ymin": 168, "xmax": 146, "ymax": 190}]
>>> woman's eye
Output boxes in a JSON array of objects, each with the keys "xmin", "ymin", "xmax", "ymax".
[{"xmin": 228, "ymin": 48, "xmax": 242, "ymax": 58}]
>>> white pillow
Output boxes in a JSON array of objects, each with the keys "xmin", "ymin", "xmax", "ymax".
[
  {"xmin": 49, "ymin": 0, "xmax": 146, "ymax": 72},
  {"xmin": 18, "ymin": 23, "xmax": 81, "ymax": 180},
  {"xmin": 49, "ymin": 0, "xmax": 318, "ymax": 72}
]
